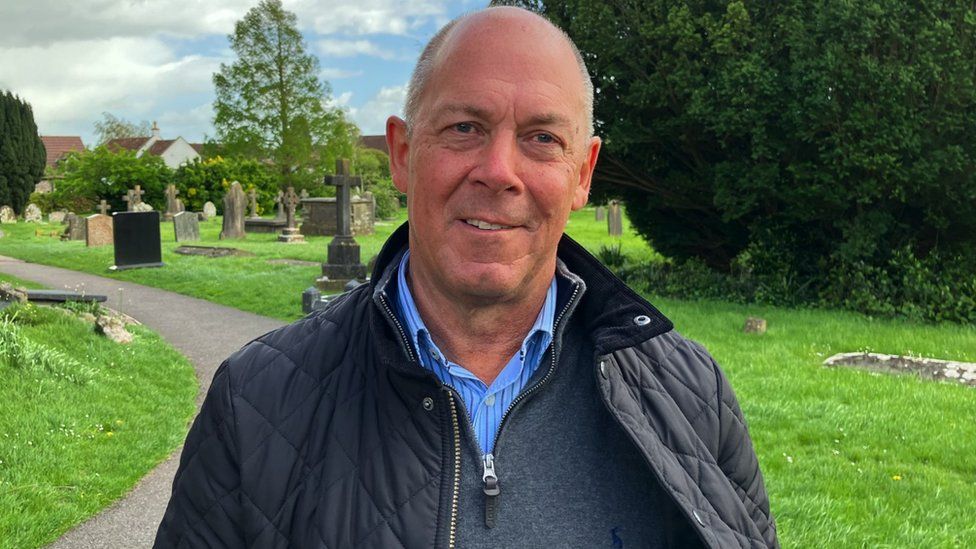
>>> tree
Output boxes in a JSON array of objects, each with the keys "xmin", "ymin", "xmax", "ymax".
[
  {"xmin": 93, "ymin": 112, "xmax": 152, "ymax": 146},
  {"xmin": 496, "ymin": 0, "xmax": 976, "ymax": 281},
  {"xmin": 0, "ymin": 91, "xmax": 46, "ymax": 214},
  {"xmin": 213, "ymin": 0, "xmax": 356, "ymax": 188},
  {"xmin": 52, "ymin": 147, "xmax": 171, "ymax": 213}
]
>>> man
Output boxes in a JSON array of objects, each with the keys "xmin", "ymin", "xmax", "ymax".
[{"xmin": 156, "ymin": 6, "xmax": 777, "ymax": 548}]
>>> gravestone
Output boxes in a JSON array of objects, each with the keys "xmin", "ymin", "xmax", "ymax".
[
  {"xmin": 274, "ymin": 190, "xmax": 286, "ymax": 220},
  {"xmin": 607, "ymin": 200, "xmax": 623, "ymax": 237},
  {"xmin": 203, "ymin": 201, "xmax": 217, "ymax": 219},
  {"xmin": 163, "ymin": 184, "xmax": 181, "ymax": 221},
  {"xmin": 24, "ymin": 203, "xmax": 42, "ymax": 222},
  {"xmin": 319, "ymin": 159, "xmax": 367, "ymax": 289},
  {"xmin": 111, "ymin": 211, "xmax": 163, "ymax": 270},
  {"xmin": 132, "ymin": 201, "xmax": 153, "ymax": 212},
  {"xmin": 85, "ymin": 214, "xmax": 113, "ymax": 247},
  {"xmin": 98, "ymin": 199, "xmax": 110, "ymax": 216},
  {"xmin": 299, "ymin": 196, "xmax": 375, "ymax": 236},
  {"xmin": 743, "ymin": 317, "xmax": 767, "ymax": 334},
  {"xmin": 173, "ymin": 211, "xmax": 200, "ymax": 242},
  {"xmin": 595, "ymin": 206, "xmax": 606, "ymax": 221},
  {"xmin": 61, "ymin": 214, "xmax": 86, "ymax": 241},
  {"xmin": 277, "ymin": 186, "xmax": 305, "ymax": 243},
  {"xmin": 0, "ymin": 206, "xmax": 15, "ymax": 224},
  {"xmin": 220, "ymin": 181, "xmax": 247, "ymax": 239},
  {"xmin": 122, "ymin": 185, "xmax": 146, "ymax": 211},
  {"xmin": 247, "ymin": 188, "xmax": 259, "ymax": 218},
  {"xmin": 48, "ymin": 210, "xmax": 68, "ymax": 224}
]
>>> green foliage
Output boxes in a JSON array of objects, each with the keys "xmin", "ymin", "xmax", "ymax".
[
  {"xmin": 172, "ymin": 155, "xmax": 277, "ymax": 214},
  {"xmin": 0, "ymin": 91, "xmax": 46, "ymax": 214},
  {"xmin": 51, "ymin": 146, "xmax": 171, "ymax": 212},
  {"xmin": 354, "ymin": 147, "xmax": 401, "ymax": 219},
  {"xmin": 0, "ymin": 307, "xmax": 95, "ymax": 384},
  {"xmin": 213, "ymin": 0, "xmax": 358, "ymax": 188},
  {"xmin": 92, "ymin": 112, "xmax": 151, "ymax": 147}
]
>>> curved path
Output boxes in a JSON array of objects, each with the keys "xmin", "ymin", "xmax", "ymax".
[{"xmin": 0, "ymin": 255, "xmax": 287, "ymax": 548}]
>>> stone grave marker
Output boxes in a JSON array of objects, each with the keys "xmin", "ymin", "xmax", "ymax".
[
  {"xmin": 98, "ymin": 200, "xmax": 110, "ymax": 215},
  {"xmin": 0, "ymin": 206, "xmax": 15, "ymax": 224},
  {"xmin": 132, "ymin": 201, "xmax": 153, "ymax": 212},
  {"xmin": 24, "ymin": 203, "xmax": 42, "ymax": 222},
  {"xmin": 61, "ymin": 213, "xmax": 86, "ymax": 241},
  {"xmin": 319, "ymin": 159, "xmax": 367, "ymax": 289},
  {"xmin": 173, "ymin": 211, "xmax": 200, "ymax": 242},
  {"xmin": 85, "ymin": 214, "xmax": 114, "ymax": 247},
  {"xmin": 163, "ymin": 184, "xmax": 181, "ymax": 221},
  {"xmin": 274, "ymin": 190, "xmax": 285, "ymax": 220},
  {"xmin": 277, "ymin": 186, "xmax": 304, "ymax": 243},
  {"xmin": 595, "ymin": 206, "xmax": 606, "ymax": 221},
  {"xmin": 48, "ymin": 210, "xmax": 68, "ymax": 224},
  {"xmin": 111, "ymin": 211, "xmax": 163, "ymax": 270},
  {"xmin": 220, "ymin": 181, "xmax": 247, "ymax": 239},
  {"xmin": 608, "ymin": 200, "xmax": 623, "ymax": 237},
  {"xmin": 247, "ymin": 188, "xmax": 259, "ymax": 218},
  {"xmin": 122, "ymin": 185, "xmax": 146, "ymax": 211},
  {"xmin": 203, "ymin": 201, "xmax": 217, "ymax": 219}
]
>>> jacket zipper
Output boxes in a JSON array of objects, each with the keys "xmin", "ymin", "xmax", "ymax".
[
  {"xmin": 379, "ymin": 292, "xmax": 460, "ymax": 548},
  {"xmin": 480, "ymin": 282, "xmax": 582, "ymax": 528}
]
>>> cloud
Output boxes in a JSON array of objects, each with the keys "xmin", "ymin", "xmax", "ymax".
[
  {"xmin": 320, "ymin": 68, "xmax": 364, "ymax": 80},
  {"xmin": 293, "ymin": 0, "xmax": 451, "ymax": 36},
  {"xmin": 317, "ymin": 39, "xmax": 398, "ymax": 60},
  {"xmin": 349, "ymin": 85, "xmax": 406, "ymax": 135}
]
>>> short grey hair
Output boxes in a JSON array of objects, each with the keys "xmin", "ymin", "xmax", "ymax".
[{"xmin": 403, "ymin": 7, "xmax": 595, "ymax": 138}]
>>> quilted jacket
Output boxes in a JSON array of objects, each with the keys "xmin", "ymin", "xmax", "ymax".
[{"xmin": 155, "ymin": 223, "xmax": 778, "ymax": 548}]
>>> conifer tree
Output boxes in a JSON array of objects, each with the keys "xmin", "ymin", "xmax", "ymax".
[{"xmin": 0, "ymin": 91, "xmax": 46, "ymax": 213}]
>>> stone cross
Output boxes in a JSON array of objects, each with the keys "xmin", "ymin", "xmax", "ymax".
[
  {"xmin": 283, "ymin": 187, "xmax": 300, "ymax": 230},
  {"xmin": 300, "ymin": 189, "xmax": 309, "ymax": 199},
  {"xmin": 248, "ymin": 188, "xmax": 258, "ymax": 218},
  {"xmin": 165, "ymin": 184, "xmax": 180, "ymax": 214},
  {"xmin": 324, "ymin": 159, "xmax": 360, "ymax": 238},
  {"xmin": 98, "ymin": 199, "xmax": 110, "ymax": 216},
  {"xmin": 132, "ymin": 185, "xmax": 145, "ymax": 204},
  {"xmin": 274, "ymin": 190, "xmax": 285, "ymax": 220},
  {"xmin": 123, "ymin": 191, "xmax": 133, "ymax": 211}
]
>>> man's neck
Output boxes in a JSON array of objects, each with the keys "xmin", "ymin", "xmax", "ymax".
[{"xmin": 406, "ymin": 267, "xmax": 552, "ymax": 386}]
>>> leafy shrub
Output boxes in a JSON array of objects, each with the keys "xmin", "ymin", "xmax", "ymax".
[
  {"xmin": 353, "ymin": 147, "xmax": 401, "ymax": 220},
  {"xmin": 172, "ymin": 156, "xmax": 277, "ymax": 214},
  {"xmin": 51, "ymin": 147, "xmax": 171, "ymax": 213}
]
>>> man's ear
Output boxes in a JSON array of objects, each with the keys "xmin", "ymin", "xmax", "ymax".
[
  {"xmin": 386, "ymin": 116, "xmax": 410, "ymax": 194},
  {"xmin": 572, "ymin": 136, "xmax": 602, "ymax": 210}
]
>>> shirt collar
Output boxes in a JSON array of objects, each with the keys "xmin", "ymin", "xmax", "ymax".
[{"xmin": 395, "ymin": 249, "xmax": 557, "ymax": 366}]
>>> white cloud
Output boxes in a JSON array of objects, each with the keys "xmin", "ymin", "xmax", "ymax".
[
  {"xmin": 317, "ymin": 39, "xmax": 398, "ymax": 60},
  {"xmin": 292, "ymin": 0, "xmax": 451, "ymax": 36},
  {"xmin": 350, "ymin": 85, "xmax": 406, "ymax": 135},
  {"xmin": 321, "ymin": 68, "xmax": 364, "ymax": 80}
]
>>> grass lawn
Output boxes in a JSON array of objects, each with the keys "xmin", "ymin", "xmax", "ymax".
[
  {"xmin": 0, "ymin": 297, "xmax": 197, "ymax": 548},
  {"xmin": 1, "ymin": 208, "xmax": 974, "ymax": 547}
]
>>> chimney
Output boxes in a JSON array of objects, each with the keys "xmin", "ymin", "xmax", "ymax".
[{"xmin": 151, "ymin": 121, "xmax": 160, "ymax": 138}]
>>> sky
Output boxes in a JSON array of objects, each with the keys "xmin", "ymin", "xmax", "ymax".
[{"xmin": 0, "ymin": 0, "xmax": 483, "ymax": 147}]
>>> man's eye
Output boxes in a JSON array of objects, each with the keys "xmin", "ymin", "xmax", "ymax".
[
  {"xmin": 454, "ymin": 122, "xmax": 475, "ymax": 133},
  {"xmin": 532, "ymin": 133, "xmax": 556, "ymax": 144}
]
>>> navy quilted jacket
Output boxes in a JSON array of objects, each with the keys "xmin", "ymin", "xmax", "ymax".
[{"xmin": 155, "ymin": 224, "xmax": 778, "ymax": 548}]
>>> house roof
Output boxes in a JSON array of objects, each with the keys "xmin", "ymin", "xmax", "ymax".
[
  {"xmin": 40, "ymin": 136, "xmax": 85, "ymax": 167},
  {"xmin": 148, "ymin": 139, "xmax": 176, "ymax": 156},
  {"xmin": 358, "ymin": 135, "xmax": 389, "ymax": 156},
  {"xmin": 105, "ymin": 137, "xmax": 150, "ymax": 152}
]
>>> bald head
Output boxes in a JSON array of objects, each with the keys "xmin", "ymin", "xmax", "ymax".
[{"xmin": 404, "ymin": 6, "xmax": 594, "ymax": 138}]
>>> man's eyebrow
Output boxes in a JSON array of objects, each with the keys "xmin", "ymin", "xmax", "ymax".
[
  {"xmin": 524, "ymin": 112, "xmax": 573, "ymax": 129},
  {"xmin": 434, "ymin": 103, "xmax": 493, "ymax": 120}
]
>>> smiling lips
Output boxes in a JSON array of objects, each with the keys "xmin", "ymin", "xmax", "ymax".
[{"xmin": 464, "ymin": 218, "xmax": 514, "ymax": 231}]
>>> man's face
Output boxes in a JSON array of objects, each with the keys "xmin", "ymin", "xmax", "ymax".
[{"xmin": 388, "ymin": 12, "xmax": 601, "ymax": 306}]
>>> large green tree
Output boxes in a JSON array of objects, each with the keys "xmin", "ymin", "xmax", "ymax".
[
  {"xmin": 0, "ymin": 91, "xmax": 46, "ymax": 214},
  {"xmin": 213, "ymin": 0, "xmax": 356, "ymax": 189},
  {"xmin": 497, "ymin": 0, "xmax": 976, "ymax": 280}
]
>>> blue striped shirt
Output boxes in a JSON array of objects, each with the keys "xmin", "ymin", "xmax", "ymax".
[{"xmin": 395, "ymin": 250, "xmax": 556, "ymax": 455}]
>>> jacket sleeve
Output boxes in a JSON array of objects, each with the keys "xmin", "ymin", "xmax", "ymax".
[
  {"xmin": 154, "ymin": 361, "xmax": 244, "ymax": 548},
  {"xmin": 713, "ymin": 362, "xmax": 779, "ymax": 548}
]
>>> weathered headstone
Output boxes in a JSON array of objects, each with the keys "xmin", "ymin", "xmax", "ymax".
[
  {"xmin": 111, "ymin": 211, "xmax": 163, "ymax": 270},
  {"xmin": 220, "ymin": 181, "xmax": 247, "ymax": 239},
  {"xmin": 122, "ymin": 185, "xmax": 146, "ymax": 211},
  {"xmin": 743, "ymin": 317, "xmax": 767, "ymax": 334},
  {"xmin": 607, "ymin": 200, "xmax": 623, "ymax": 237},
  {"xmin": 247, "ymin": 188, "xmax": 259, "ymax": 218},
  {"xmin": 595, "ymin": 206, "xmax": 606, "ymax": 221},
  {"xmin": 24, "ymin": 203, "xmax": 42, "ymax": 223},
  {"xmin": 98, "ymin": 200, "xmax": 110, "ymax": 216},
  {"xmin": 61, "ymin": 214, "xmax": 86, "ymax": 241},
  {"xmin": 173, "ymin": 211, "xmax": 200, "ymax": 242},
  {"xmin": 48, "ymin": 210, "xmax": 67, "ymax": 224},
  {"xmin": 0, "ymin": 206, "xmax": 15, "ymax": 224},
  {"xmin": 163, "ymin": 184, "xmax": 181, "ymax": 221},
  {"xmin": 132, "ymin": 201, "xmax": 153, "ymax": 212},
  {"xmin": 319, "ymin": 159, "xmax": 367, "ymax": 289},
  {"xmin": 274, "ymin": 190, "xmax": 285, "ymax": 220},
  {"xmin": 85, "ymin": 214, "xmax": 114, "ymax": 247},
  {"xmin": 203, "ymin": 201, "xmax": 217, "ymax": 219},
  {"xmin": 278, "ymin": 187, "xmax": 305, "ymax": 243}
]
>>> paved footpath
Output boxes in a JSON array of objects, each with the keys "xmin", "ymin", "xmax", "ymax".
[{"xmin": 0, "ymin": 255, "xmax": 287, "ymax": 548}]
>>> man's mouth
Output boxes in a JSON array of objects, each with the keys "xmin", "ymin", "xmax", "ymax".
[{"xmin": 464, "ymin": 219, "xmax": 513, "ymax": 231}]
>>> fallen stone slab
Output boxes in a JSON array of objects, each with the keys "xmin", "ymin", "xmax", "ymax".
[
  {"xmin": 26, "ymin": 289, "xmax": 108, "ymax": 303},
  {"xmin": 173, "ymin": 245, "xmax": 254, "ymax": 258},
  {"xmin": 824, "ymin": 352, "xmax": 976, "ymax": 388}
]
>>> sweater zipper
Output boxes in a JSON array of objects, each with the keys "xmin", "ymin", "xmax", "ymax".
[
  {"xmin": 379, "ymin": 292, "xmax": 460, "ymax": 548},
  {"xmin": 480, "ymin": 282, "xmax": 582, "ymax": 528}
]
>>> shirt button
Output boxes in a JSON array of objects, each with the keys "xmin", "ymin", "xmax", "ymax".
[{"xmin": 485, "ymin": 394, "xmax": 496, "ymax": 406}]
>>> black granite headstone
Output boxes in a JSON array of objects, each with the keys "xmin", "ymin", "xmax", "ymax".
[{"xmin": 111, "ymin": 211, "xmax": 164, "ymax": 270}]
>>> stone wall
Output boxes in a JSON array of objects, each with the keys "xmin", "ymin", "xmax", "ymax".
[{"xmin": 299, "ymin": 195, "xmax": 375, "ymax": 236}]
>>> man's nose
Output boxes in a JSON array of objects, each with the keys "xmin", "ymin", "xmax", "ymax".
[{"xmin": 470, "ymin": 133, "xmax": 523, "ymax": 193}]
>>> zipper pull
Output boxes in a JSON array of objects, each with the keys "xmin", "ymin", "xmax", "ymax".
[{"xmin": 482, "ymin": 453, "xmax": 500, "ymax": 528}]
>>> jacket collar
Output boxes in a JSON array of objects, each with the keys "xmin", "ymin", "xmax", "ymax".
[{"xmin": 370, "ymin": 222, "xmax": 672, "ymax": 356}]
